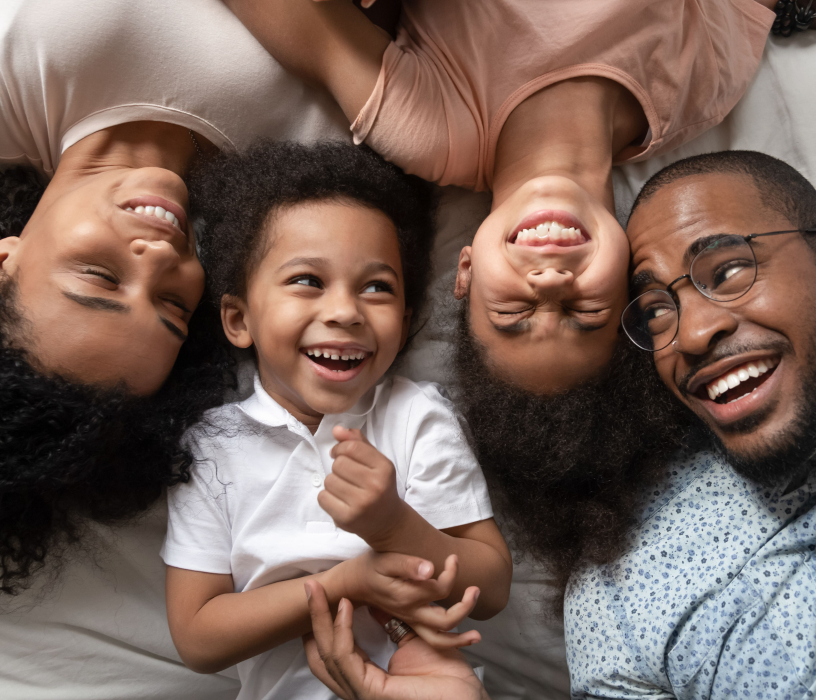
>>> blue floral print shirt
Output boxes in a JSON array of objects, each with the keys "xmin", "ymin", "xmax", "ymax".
[{"xmin": 565, "ymin": 450, "xmax": 816, "ymax": 699}]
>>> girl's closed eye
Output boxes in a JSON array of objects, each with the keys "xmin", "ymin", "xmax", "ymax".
[{"xmin": 80, "ymin": 267, "xmax": 119, "ymax": 288}]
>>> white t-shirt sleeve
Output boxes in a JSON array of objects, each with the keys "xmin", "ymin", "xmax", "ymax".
[
  {"xmin": 399, "ymin": 381, "xmax": 493, "ymax": 530},
  {"xmin": 161, "ymin": 433, "xmax": 234, "ymax": 575}
]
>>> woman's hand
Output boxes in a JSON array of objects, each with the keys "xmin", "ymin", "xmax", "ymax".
[{"xmin": 303, "ymin": 580, "xmax": 491, "ymax": 700}]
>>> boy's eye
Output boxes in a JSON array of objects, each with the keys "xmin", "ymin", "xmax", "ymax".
[
  {"xmin": 362, "ymin": 281, "xmax": 395, "ymax": 294},
  {"xmin": 291, "ymin": 275, "xmax": 322, "ymax": 289}
]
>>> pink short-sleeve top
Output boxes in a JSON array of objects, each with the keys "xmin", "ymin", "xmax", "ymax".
[{"xmin": 351, "ymin": 0, "xmax": 774, "ymax": 192}]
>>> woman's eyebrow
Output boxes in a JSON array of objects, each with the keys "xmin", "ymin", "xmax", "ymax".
[
  {"xmin": 62, "ymin": 291, "xmax": 129, "ymax": 312},
  {"xmin": 159, "ymin": 316, "xmax": 188, "ymax": 341}
]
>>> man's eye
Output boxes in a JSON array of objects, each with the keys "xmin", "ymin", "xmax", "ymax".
[
  {"xmin": 362, "ymin": 281, "xmax": 394, "ymax": 294},
  {"xmin": 291, "ymin": 275, "xmax": 322, "ymax": 289}
]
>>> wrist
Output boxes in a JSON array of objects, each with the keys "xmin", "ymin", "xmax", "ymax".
[{"xmin": 365, "ymin": 500, "xmax": 414, "ymax": 551}]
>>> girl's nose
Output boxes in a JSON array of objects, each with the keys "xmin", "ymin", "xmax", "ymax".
[{"xmin": 527, "ymin": 267, "xmax": 574, "ymax": 292}]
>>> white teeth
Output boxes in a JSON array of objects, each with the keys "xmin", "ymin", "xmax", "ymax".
[
  {"xmin": 704, "ymin": 357, "xmax": 779, "ymax": 402},
  {"xmin": 515, "ymin": 221, "xmax": 585, "ymax": 244},
  {"xmin": 128, "ymin": 204, "xmax": 181, "ymax": 229},
  {"xmin": 306, "ymin": 349, "xmax": 367, "ymax": 361}
]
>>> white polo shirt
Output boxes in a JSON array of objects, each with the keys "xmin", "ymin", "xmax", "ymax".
[{"xmin": 161, "ymin": 374, "xmax": 493, "ymax": 700}]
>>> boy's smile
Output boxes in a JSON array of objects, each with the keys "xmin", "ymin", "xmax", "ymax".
[{"xmin": 222, "ymin": 199, "xmax": 411, "ymax": 428}]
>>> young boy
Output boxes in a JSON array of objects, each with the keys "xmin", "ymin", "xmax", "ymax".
[{"xmin": 160, "ymin": 141, "xmax": 512, "ymax": 699}]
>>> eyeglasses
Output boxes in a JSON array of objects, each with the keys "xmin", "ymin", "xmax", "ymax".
[{"xmin": 622, "ymin": 229, "xmax": 816, "ymax": 351}]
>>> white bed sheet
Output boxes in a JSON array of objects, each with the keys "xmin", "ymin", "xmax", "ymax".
[{"xmin": 398, "ymin": 32, "xmax": 816, "ymax": 700}]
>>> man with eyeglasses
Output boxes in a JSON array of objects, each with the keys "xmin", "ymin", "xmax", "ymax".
[{"xmin": 565, "ymin": 151, "xmax": 816, "ymax": 699}]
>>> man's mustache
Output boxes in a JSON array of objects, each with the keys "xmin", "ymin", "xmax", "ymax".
[{"xmin": 676, "ymin": 339, "xmax": 793, "ymax": 397}]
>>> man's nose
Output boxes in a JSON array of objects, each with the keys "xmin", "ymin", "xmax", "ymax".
[
  {"xmin": 527, "ymin": 267, "xmax": 574, "ymax": 292},
  {"xmin": 322, "ymin": 288, "xmax": 364, "ymax": 327},
  {"xmin": 672, "ymin": 289, "xmax": 739, "ymax": 355}
]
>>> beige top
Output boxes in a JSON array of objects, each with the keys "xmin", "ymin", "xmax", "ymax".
[{"xmin": 352, "ymin": 0, "xmax": 774, "ymax": 192}]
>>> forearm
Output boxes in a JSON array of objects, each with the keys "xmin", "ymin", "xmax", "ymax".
[
  {"xmin": 368, "ymin": 506, "xmax": 512, "ymax": 619},
  {"xmin": 169, "ymin": 567, "xmax": 346, "ymax": 673},
  {"xmin": 223, "ymin": 0, "xmax": 389, "ymax": 122}
]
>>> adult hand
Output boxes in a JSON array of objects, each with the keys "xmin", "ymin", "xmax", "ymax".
[
  {"xmin": 303, "ymin": 581, "xmax": 490, "ymax": 700},
  {"xmin": 328, "ymin": 551, "xmax": 481, "ymax": 646}
]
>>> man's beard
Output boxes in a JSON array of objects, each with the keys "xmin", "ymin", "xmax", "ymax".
[{"xmin": 713, "ymin": 346, "xmax": 816, "ymax": 488}]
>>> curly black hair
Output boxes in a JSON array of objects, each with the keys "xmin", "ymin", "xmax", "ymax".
[
  {"xmin": 0, "ymin": 167, "xmax": 235, "ymax": 595},
  {"xmin": 453, "ymin": 302, "xmax": 702, "ymax": 613},
  {"xmin": 190, "ymin": 140, "xmax": 436, "ymax": 322}
]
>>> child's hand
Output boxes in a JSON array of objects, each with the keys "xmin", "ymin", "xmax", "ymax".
[
  {"xmin": 328, "ymin": 551, "xmax": 480, "ymax": 641},
  {"xmin": 320, "ymin": 426, "xmax": 405, "ymax": 549}
]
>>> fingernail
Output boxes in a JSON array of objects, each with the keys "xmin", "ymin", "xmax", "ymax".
[
  {"xmin": 474, "ymin": 589, "xmax": 480, "ymax": 600},
  {"xmin": 304, "ymin": 583, "xmax": 311, "ymax": 600},
  {"xmin": 418, "ymin": 561, "xmax": 433, "ymax": 578},
  {"xmin": 339, "ymin": 598, "xmax": 348, "ymax": 612}
]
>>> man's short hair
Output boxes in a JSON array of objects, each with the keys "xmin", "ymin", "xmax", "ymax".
[{"xmin": 629, "ymin": 150, "xmax": 816, "ymax": 232}]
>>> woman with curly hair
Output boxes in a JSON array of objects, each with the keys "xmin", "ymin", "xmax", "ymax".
[{"xmin": 0, "ymin": 0, "xmax": 375, "ymax": 697}]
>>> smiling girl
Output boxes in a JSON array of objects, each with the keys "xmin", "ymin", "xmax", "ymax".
[{"xmin": 160, "ymin": 141, "xmax": 512, "ymax": 700}]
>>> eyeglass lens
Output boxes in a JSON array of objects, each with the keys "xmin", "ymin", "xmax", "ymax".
[
  {"xmin": 689, "ymin": 235, "xmax": 757, "ymax": 301},
  {"xmin": 622, "ymin": 235, "xmax": 758, "ymax": 351}
]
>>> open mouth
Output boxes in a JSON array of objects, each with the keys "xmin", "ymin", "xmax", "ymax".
[
  {"xmin": 509, "ymin": 209, "xmax": 590, "ymax": 248},
  {"xmin": 699, "ymin": 357, "xmax": 779, "ymax": 404},
  {"xmin": 303, "ymin": 348, "xmax": 370, "ymax": 373}
]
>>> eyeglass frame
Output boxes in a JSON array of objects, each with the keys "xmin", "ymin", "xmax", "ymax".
[{"xmin": 622, "ymin": 228, "xmax": 816, "ymax": 352}]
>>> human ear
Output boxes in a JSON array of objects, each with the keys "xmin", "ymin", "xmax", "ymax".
[
  {"xmin": 454, "ymin": 246, "xmax": 472, "ymax": 300},
  {"xmin": 0, "ymin": 236, "xmax": 21, "ymax": 275},
  {"xmin": 398, "ymin": 307, "xmax": 413, "ymax": 351},
  {"xmin": 221, "ymin": 295, "xmax": 254, "ymax": 349}
]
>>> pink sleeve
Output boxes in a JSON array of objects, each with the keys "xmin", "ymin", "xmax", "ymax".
[{"xmin": 351, "ymin": 41, "xmax": 483, "ymax": 189}]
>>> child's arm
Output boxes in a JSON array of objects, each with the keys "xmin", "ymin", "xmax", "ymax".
[
  {"xmin": 222, "ymin": 0, "xmax": 389, "ymax": 123},
  {"xmin": 322, "ymin": 427, "xmax": 513, "ymax": 621},
  {"xmin": 166, "ymin": 551, "xmax": 480, "ymax": 673}
]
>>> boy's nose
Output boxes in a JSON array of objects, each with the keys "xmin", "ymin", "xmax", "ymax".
[{"xmin": 323, "ymin": 290, "xmax": 365, "ymax": 326}]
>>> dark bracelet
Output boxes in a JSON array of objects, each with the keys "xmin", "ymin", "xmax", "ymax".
[{"xmin": 772, "ymin": 0, "xmax": 815, "ymax": 36}]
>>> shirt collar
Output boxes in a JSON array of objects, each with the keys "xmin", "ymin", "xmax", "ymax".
[{"xmin": 237, "ymin": 372, "xmax": 386, "ymax": 429}]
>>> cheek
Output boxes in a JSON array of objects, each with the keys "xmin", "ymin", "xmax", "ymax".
[{"xmin": 654, "ymin": 353, "xmax": 680, "ymax": 397}]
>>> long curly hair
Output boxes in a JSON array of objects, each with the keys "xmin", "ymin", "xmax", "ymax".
[
  {"xmin": 0, "ymin": 167, "xmax": 235, "ymax": 595},
  {"xmin": 453, "ymin": 302, "xmax": 702, "ymax": 613}
]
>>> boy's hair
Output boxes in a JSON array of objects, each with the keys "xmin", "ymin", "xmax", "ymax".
[{"xmin": 191, "ymin": 141, "xmax": 437, "ymax": 321}]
